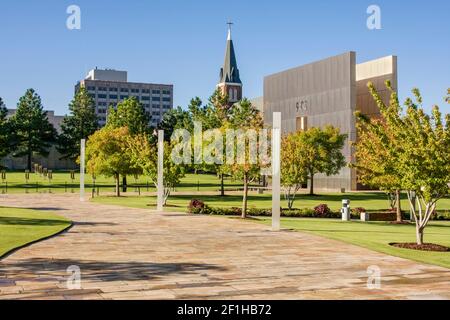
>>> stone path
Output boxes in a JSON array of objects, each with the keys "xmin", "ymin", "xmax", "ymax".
[{"xmin": 0, "ymin": 194, "xmax": 449, "ymax": 300}]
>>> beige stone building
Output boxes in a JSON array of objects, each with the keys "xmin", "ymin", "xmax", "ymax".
[{"xmin": 263, "ymin": 52, "xmax": 397, "ymax": 191}]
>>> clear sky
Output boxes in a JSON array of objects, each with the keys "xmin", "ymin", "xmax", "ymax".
[{"xmin": 0, "ymin": 0, "xmax": 448, "ymax": 115}]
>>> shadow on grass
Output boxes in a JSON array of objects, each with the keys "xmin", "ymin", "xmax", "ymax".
[
  {"xmin": 0, "ymin": 258, "xmax": 227, "ymax": 282},
  {"xmin": 0, "ymin": 216, "xmax": 68, "ymax": 226}
]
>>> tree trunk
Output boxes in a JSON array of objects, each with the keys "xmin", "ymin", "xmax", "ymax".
[
  {"xmin": 242, "ymin": 174, "xmax": 248, "ymax": 219},
  {"xmin": 115, "ymin": 174, "xmax": 120, "ymax": 197},
  {"xmin": 396, "ymin": 190, "xmax": 402, "ymax": 222},
  {"xmin": 416, "ymin": 226, "xmax": 424, "ymax": 245},
  {"xmin": 220, "ymin": 174, "xmax": 225, "ymax": 196},
  {"xmin": 309, "ymin": 172, "xmax": 314, "ymax": 196},
  {"xmin": 122, "ymin": 176, "xmax": 127, "ymax": 193},
  {"xmin": 27, "ymin": 147, "xmax": 32, "ymax": 171}
]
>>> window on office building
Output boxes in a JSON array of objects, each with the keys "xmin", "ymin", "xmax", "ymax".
[
  {"xmin": 120, "ymin": 88, "xmax": 129, "ymax": 93},
  {"xmin": 109, "ymin": 87, "xmax": 118, "ymax": 92},
  {"xmin": 152, "ymin": 90, "xmax": 160, "ymax": 94}
]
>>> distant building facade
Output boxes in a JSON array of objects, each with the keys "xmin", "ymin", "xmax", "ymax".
[
  {"xmin": 76, "ymin": 68, "xmax": 173, "ymax": 127},
  {"xmin": 263, "ymin": 52, "xmax": 398, "ymax": 191},
  {"xmin": 217, "ymin": 26, "xmax": 242, "ymax": 105},
  {"xmin": 1, "ymin": 110, "xmax": 76, "ymax": 170}
]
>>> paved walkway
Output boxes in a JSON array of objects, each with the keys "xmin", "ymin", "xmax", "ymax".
[{"xmin": 0, "ymin": 194, "xmax": 449, "ymax": 300}]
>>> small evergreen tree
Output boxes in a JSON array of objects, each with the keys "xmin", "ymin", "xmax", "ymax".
[
  {"xmin": 0, "ymin": 97, "xmax": 11, "ymax": 162},
  {"xmin": 57, "ymin": 87, "xmax": 99, "ymax": 161},
  {"xmin": 10, "ymin": 89, "xmax": 57, "ymax": 170}
]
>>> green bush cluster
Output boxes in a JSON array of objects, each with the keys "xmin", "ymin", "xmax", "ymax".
[
  {"xmin": 188, "ymin": 201, "xmax": 341, "ymax": 218},
  {"xmin": 187, "ymin": 199, "xmax": 450, "ymax": 221}
]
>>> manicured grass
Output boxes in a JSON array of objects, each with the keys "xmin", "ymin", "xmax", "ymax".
[
  {"xmin": 257, "ymin": 218, "xmax": 450, "ymax": 269},
  {"xmin": 0, "ymin": 207, "xmax": 71, "ymax": 258},
  {"xmin": 91, "ymin": 192, "xmax": 450, "ymax": 213},
  {"xmin": 0, "ymin": 172, "xmax": 244, "ymax": 194}
]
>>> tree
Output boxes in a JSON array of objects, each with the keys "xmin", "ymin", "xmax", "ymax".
[
  {"xmin": 226, "ymin": 99, "xmax": 265, "ymax": 218},
  {"xmin": 300, "ymin": 126, "xmax": 347, "ymax": 195},
  {"xmin": 352, "ymin": 84, "xmax": 404, "ymax": 222},
  {"xmin": 106, "ymin": 97, "xmax": 152, "ymax": 136},
  {"xmin": 158, "ymin": 106, "xmax": 193, "ymax": 141},
  {"xmin": 10, "ymin": 89, "xmax": 57, "ymax": 170},
  {"xmin": 106, "ymin": 97, "xmax": 153, "ymax": 191},
  {"xmin": 281, "ymin": 131, "xmax": 308, "ymax": 210},
  {"xmin": 363, "ymin": 82, "xmax": 449, "ymax": 245},
  {"xmin": 0, "ymin": 97, "xmax": 11, "ymax": 162},
  {"xmin": 399, "ymin": 89, "xmax": 449, "ymax": 245},
  {"xmin": 85, "ymin": 127, "xmax": 141, "ymax": 197},
  {"xmin": 127, "ymin": 134, "xmax": 185, "ymax": 205},
  {"xmin": 57, "ymin": 87, "xmax": 99, "ymax": 161}
]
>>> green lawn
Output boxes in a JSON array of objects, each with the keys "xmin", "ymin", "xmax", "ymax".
[
  {"xmin": 91, "ymin": 192, "xmax": 450, "ymax": 213},
  {"xmin": 0, "ymin": 172, "xmax": 245, "ymax": 194},
  {"xmin": 255, "ymin": 218, "xmax": 450, "ymax": 269},
  {"xmin": 0, "ymin": 207, "xmax": 71, "ymax": 258}
]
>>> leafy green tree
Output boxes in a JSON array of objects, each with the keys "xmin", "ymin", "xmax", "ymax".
[
  {"xmin": 397, "ymin": 90, "xmax": 448, "ymax": 244},
  {"xmin": 0, "ymin": 97, "xmax": 11, "ymax": 162},
  {"xmin": 57, "ymin": 87, "xmax": 99, "ymax": 161},
  {"xmin": 225, "ymin": 99, "xmax": 265, "ymax": 218},
  {"xmin": 363, "ymin": 82, "xmax": 449, "ymax": 245},
  {"xmin": 106, "ymin": 97, "xmax": 153, "ymax": 190},
  {"xmin": 127, "ymin": 134, "xmax": 185, "ymax": 205},
  {"xmin": 85, "ymin": 126, "xmax": 141, "ymax": 197},
  {"xmin": 10, "ymin": 89, "xmax": 57, "ymax": 170},
  {"xmin": 352, "ymin": 84, "xmax": 404, "ymax": 221},
  {"xmin": 106, "ymin": 97, "xmax": 152, "ymax": 136},
  {"xmin": 158, "ymin": 106, "xmax": 193, "ymax": 141},
  {"xmin": 281, "ymin": 131, "xmax": 308, "ymax": 210},
  {"xmin": 300, "ymin": 126, "xmax": 347, "ymax": 195}
]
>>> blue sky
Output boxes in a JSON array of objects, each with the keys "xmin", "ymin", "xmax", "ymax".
[{"xmin": 0, "ymin": 0, "xmax": 448, "ymax": 115}]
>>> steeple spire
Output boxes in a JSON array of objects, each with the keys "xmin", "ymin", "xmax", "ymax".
[
  {"xmin": 219, "ymin": 22, "xmax": 241, "ymax": 84},
  {"xmin": 217, "ymin": 22, "xmax": 243, "ymax": 105}
]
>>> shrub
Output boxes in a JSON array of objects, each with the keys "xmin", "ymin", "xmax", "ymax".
[
  {"xmin": 188, "ymin": 199, "xmax": 206, "ymax": 214},
  {"xmin": 313, "ymin": 204, "xmax": 332, "ymax": 218},
  {"xmin": 352, "ymin": 207, "xmax": 366, "ymax": 214},
  {"xmin": 188, "ymin": 201, "xmax": 341, "ymax": 218}
]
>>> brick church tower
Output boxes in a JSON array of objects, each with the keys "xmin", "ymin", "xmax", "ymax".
[{"xmin": 217, "ymin": 23, "xmax": 242, "ymax": 105}]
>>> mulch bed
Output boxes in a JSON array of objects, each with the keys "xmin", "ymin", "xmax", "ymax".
[{"xmin": 390, "ymin": 242, "xmax": 450, "ymax": 252}]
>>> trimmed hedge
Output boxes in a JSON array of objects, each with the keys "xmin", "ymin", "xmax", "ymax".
[
  {"xmin": 188, "ymin": 202, "xmax": 340, "ymax": 218},
  {"xmin": 187, "ymin": 199, "xmax": 450, "ymax": 221}
]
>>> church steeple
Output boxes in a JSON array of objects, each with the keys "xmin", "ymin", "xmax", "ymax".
[{"xmin": 217, "ymin": 22, "xmax": 242, "ymax": 104}]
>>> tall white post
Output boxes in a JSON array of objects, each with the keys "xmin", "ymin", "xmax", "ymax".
[
  {"xmin": 272, "ymin": 112, "xmax": 281, "ymax": 231},
  {"xmin": 80, "ymin": 139, "xmax": 85, "ymax": 202},
  {"xmin": 157, "ymin": 130, "xmax": 164, "ymax": 212}
]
